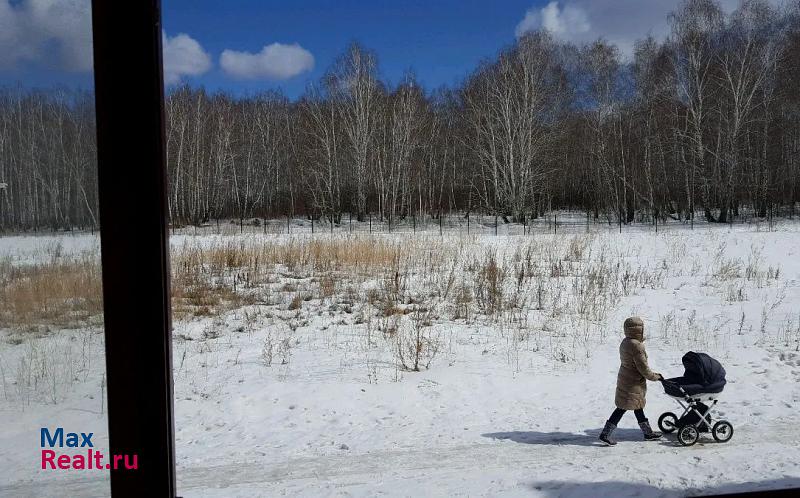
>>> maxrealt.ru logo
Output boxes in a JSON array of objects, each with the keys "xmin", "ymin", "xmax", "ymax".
[{"xmin": 40, "ymin": 428, "xmax": 138, "ymax": 470}]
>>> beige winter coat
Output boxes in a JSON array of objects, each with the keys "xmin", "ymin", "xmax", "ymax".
[{"xmin": 615, "ymin": 317, "xmax": 661, "ymax": 410}]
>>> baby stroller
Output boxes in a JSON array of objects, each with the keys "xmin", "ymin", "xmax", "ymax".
[{"xmin": 657, "ymin": 351, "xmax": 733, "ymax": 446}]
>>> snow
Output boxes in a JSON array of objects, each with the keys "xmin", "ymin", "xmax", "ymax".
[
  {"xmin": 0, "ymin": 233, "xmax": 100, "ymax": 265},
  {"xmin": 1, "ymin": 221, "xmax": 800, "ymax": 497}
]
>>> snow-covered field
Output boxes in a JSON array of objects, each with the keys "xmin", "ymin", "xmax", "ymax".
[{"xmin": 1, "ymin": 222, "xmax": 800, "ymax": 497}]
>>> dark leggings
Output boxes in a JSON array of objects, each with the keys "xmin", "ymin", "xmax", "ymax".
[{"xmin": 608, "ymin": 408, "xmax": 646, "ymax": 425}]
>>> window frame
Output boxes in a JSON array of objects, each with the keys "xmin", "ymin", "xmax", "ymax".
[{"xmin": 92, "ymin": 1, "xmax": 176, "ymax": 496}]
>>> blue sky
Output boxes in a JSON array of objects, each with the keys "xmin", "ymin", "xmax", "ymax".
[
  {"xmin": 160, "ymin": 0, "xmax": 535, "ymax": 98},
  {"xmin": 0, "ymin": 0, "xmax": 749, "ymax": 99}
]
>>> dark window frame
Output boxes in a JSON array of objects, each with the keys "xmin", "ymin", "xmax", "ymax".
[{"xmin": 92, "ymin": 1, "xmax": 176, "ymax": 496}]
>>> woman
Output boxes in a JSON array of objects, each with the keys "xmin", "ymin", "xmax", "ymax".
[{"xmin": 599, "ymin": 316, "xmax": 663, "ymax": 446}]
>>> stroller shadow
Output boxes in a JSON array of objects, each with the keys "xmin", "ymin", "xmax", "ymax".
[
  {"xmin": 484, "ymin": 428, "xmax": 735, "ymax": 449},
  {"xmin": 482, "ymin": 428, "xmax": 645, "ymax": 447}
]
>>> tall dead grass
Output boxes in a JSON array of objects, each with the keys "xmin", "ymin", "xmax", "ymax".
[
  {"xmin": 0, "ymin": 233, "xmax": 666, "ymax": 358},
  {"xmin": 171, "ymin": 236, "xmax": 452, "ymax": 274},
  {"xmin": 0, "ymin": 235, "xmax": 459, "ymax": 329},
  {"xmin": 0, "ymin": 256, "xmax": 103, "ymax": 329},
  {"xmin": 169, "ymin": 235, "xmax": 456, "ymax": 318}
]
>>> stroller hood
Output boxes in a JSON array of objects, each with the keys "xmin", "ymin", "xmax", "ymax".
[{"xmin": 679, "ymin": 351, "xmax": 726, "ymax": 394}]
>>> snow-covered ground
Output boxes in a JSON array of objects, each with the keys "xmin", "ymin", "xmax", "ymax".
[{"xmin": 1, "ymin": 221, "xmax": 800, "ymax": 497}]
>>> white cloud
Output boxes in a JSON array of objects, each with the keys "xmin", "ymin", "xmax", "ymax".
[
  {"xmin": 514, "ymin": 0, "xmax": 781, "ymax": 57},
  {"xmin": 516, "ymin": 1, "xmax": 590, "ymax": 39},
  {"xmin": 220, "ymin": 43, "xmax": 314, "ymax": 80},
  {"xmin": 0, "ymin": 1, "xmax": 211, "ymax": 82},
  {"xmin": 162, "ymin": 32, "xmax": 212, "ymax": 84},
  {"xmin": 0, "ymin": 0, "xmax": 93, "ymax": 71}
]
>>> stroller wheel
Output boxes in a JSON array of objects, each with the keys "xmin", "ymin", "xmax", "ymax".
[
  {"xmin": 712, "ymin": 421, "xmax": 734, "ymax": 443},
  {"xmin": 658, "ymin": 412, "xmax": 678, "ymax": 434},
  {"xmin": 678, "ymin": 425, "xmax": 700, "ymax": 446}
]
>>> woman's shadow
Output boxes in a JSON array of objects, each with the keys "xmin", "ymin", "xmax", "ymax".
[{"xmin": 482, "ymin": 428, "xmax": 658, "ymax": 447}]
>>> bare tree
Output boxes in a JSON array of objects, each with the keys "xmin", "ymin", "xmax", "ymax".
[
  {"xmin": 326, "ymin": 43, "xmax": 381, "ymax": 221},
  {"xmin": 462, "ymin": 32, "xmax": 565, "ymax": 223}
]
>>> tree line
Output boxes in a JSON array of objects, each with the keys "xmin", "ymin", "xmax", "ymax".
[{"xmin": 1, "ymin": 0, "xmax": 799, "ymax": 232}]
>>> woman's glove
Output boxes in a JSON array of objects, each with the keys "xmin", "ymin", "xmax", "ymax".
[{"xmin": 657, "ymin": 373, "xmax": 664, "ymax": 381}]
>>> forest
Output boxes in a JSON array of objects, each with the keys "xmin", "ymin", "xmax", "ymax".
[{"xmin": 1, "ymin": 0, "xmax": 799, "ymax": 231}]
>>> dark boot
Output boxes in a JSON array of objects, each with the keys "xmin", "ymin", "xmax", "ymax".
[
  {"xmin": 599, "ymin": 421, "xmax": 617, "ymax": 446},
  {"xmin": 639, "ymin": 419, "xmax": 662, "ymax": 440}
]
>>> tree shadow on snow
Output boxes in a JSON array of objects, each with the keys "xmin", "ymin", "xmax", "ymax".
[
  {"xmin": 482, "ymin": 428, "xmax": 644, "ymax": 447},
  {"xmin": 526, "ymin": 477, "xmax": 800, "ymax": 497}
]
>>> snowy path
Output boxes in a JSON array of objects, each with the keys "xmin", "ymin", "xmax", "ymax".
[
  {"xmin": 4, "ymin": 421, "xmax": 799, "ymax": 497},
  {"xmin": 180, "ymin": 421, "xmax": 800, "ymax": 497}
]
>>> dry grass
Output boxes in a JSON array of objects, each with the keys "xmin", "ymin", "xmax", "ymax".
[
  {"xmin": 0, "ymin": 235, "xmax": 457, "ymax": 329},
  {"xmin": 288, "ymin": 293, "xmax": 303, "ymax": 310},
  {"xmin": 474, "ymin": 252, "xmax": 505, "ymax": 314},
  {"xmin": 0, "ymin": 232, "xmax": 691, "ymax": 363},
  {"xmin": 163, "ymin": 233, "xmax": 669, "ymax": 354},
  {"xmin": 0, "ymin": 233, "xmax": 653, "ymax": 348},
  {"xmin": 0, "ymin": 256, "xmax": 103, "ymax": 329},
  {"xmin": 318, "ymin": 275, "xmax": 336, "ymax": 299},
  {"xmin": 163, "ymin": 236, "xmax": 459, "ymax": 320},
  {"xmin": 170, "ymin": 272, "xmax": 257, "ymax": 319},
  {"xmin": 172, "ymin": 236, "xmax": 451, "ymax": 275}
]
